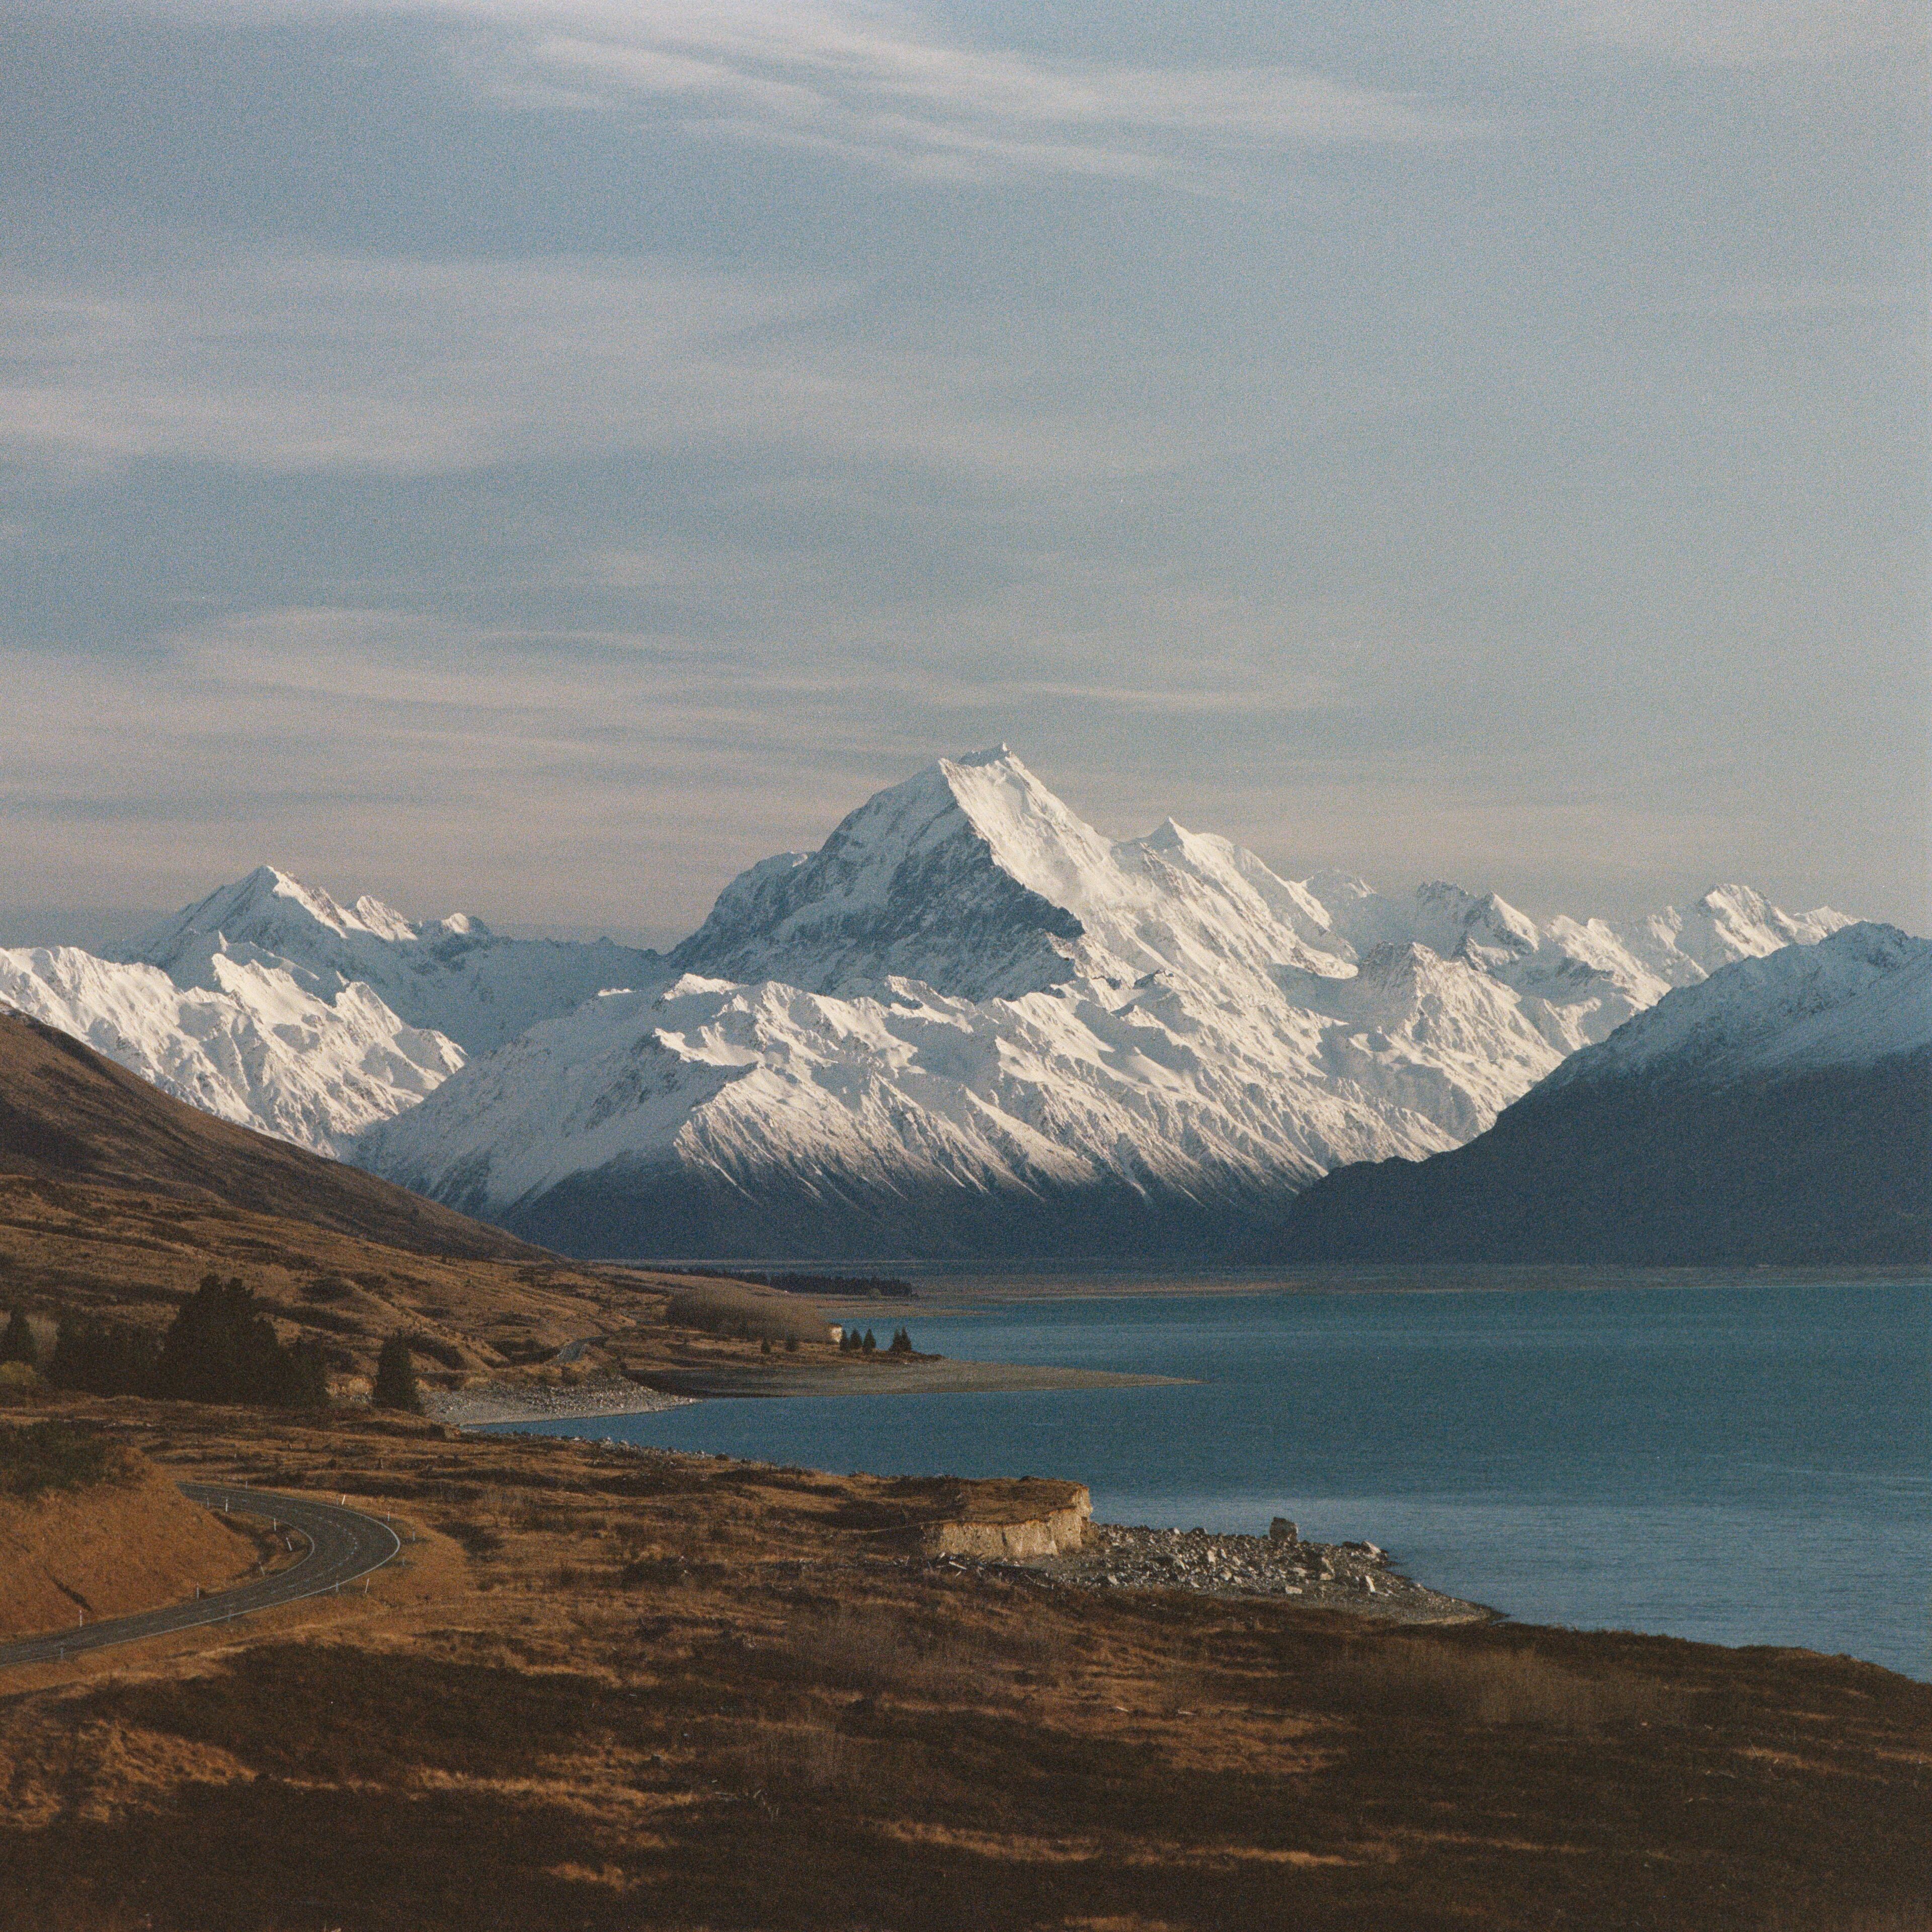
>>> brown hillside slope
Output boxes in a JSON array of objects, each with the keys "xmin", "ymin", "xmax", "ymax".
[
  {"xmin": 0, "ymin": 1171, "xmax": 697, "ymax": 1391},
  {"xmin": 0, "ymin": 1011, "xmax": 534, "ymax": 1262},
  {"xmin": 0, "ymin": 1448, "xmax": 255, "ymax": 1640},
  {"xmin": 4, "ymin": 1398, "xmax": 1928, "ymax": 1931}
]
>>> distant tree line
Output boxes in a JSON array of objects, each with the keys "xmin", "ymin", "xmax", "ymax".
[
  {"xmin": 6, "ymin": 1274, "xmax": 329, "ymax": 1408},
  {"xmin": 838, "ymin": 1326, "xmax": 915, "ymax": 1354},
  {"xmin": 667, "ymin": 1267, "xmax": 914, "ymax": 1300}
]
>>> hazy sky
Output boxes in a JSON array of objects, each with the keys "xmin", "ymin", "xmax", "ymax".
[{"xmin": 2, "ymin": 1, "xmax": 1924, "ymax": 947}]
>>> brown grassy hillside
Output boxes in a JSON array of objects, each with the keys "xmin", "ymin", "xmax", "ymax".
[
  {"xmin": 0, "ymin": 1170, "xmax": 709, "ymax": 1389},
  {"xmin": 0, "ymin": 1432, "xmax": 258, "ymax": 1639},
  {"xmin": 0, "ymin": 1169, "xmax": 862, "ymax": 1402},
  {"xmin": 0, "ymin": 1012, "xmax": 534, "ymax": 1261},
  {"xmin": 1, "ymin": 1396, "xmax": 1926, "ymax": 1931}
]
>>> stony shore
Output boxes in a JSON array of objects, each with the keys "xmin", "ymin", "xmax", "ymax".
[
  {"xmin": 428, "ymin": 1382, "xmax": 1486, "ymax": 1623},
  {"xmin": 422, "ymin": 1378, "xmax": 694, "ymax": 1428},
  {"xmin": 952, "ymin": 1518, "xmax": 1494, "ymax": 1624}
]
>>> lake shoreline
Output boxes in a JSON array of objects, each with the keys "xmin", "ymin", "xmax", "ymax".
[{"xmin": 436, "ymin": 1355, "xmax": 1183, "ymax": 1425}]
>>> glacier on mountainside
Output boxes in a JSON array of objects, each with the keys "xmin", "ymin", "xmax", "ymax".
[
  {"xmin": 355, "ymin": 747, "xmax": 1864, "ymax": 1258},
  {"xmin": 0, "ymin": 944, "xmax": 463, "ymax": 1155}
]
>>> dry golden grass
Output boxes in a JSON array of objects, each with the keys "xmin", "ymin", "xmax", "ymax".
[
  {"xmin": 0, "ymin": 1394, "xmax": 1924, "ymax": 1932},
  {"xmin": 0, "ymin": 1449, "xmax": 264, "ymax": 1637},
  {"xmin": 1314, "ymin": 1631, "xmax": 1668, "ymax": 1730}
]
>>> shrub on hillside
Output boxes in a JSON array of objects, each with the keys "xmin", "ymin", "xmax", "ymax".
[
  {"xmin": 1, "ymin": 1307, "xmax": 37, "ymax": 1367},
  {"xmin": 372, "ymin": 1334, "xmax": 422, "ymax": 1413},
  {"xmin": 299, "ymin": 1274, "xmax": 357, "ymax": 1303},
  {"xmin": 0, "ymin": 1419, "xmax": 127, "ymax": 1499}
]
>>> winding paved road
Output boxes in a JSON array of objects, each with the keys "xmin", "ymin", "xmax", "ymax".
[{"xmin": 0, "ymin": 1484, "xmax": 401, "ymax": 1670}]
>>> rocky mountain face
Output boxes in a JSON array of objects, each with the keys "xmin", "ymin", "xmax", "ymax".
[
  {"xmin": 1275, "ymin": 923, "xmax": 1931, "ymax": 1266},
  {"xmin": 352, "ymin": 749, "xmax": 1861, "ymax": 1259}
]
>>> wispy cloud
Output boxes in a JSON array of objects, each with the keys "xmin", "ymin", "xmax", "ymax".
[
  {"xmin": 110, "ymin": 1, "xmax": 1480, "ymax": 183},
  {"xmin": 457, "ymin": 2, "xmax": 1478, "ymax": 181},
  {"xmin": 0, "ymin": 246, "xmax": 1204, "ymax": 479}
]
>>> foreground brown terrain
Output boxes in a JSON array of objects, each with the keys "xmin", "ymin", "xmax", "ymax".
[
  {"xmin": 3, "ymin": 1008, "xmax": 1928, "ymax": 1926},
  {"xmin": 1, "ymin": 1393, "xmax": 1926, "ymax": 1932}
]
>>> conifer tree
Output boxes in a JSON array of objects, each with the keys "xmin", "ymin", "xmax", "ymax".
[
  {"xmin": 157, "ymin": 1274, "xmax": 284, "ymax": 1404},
  {"xmin": 46, "ymin": 1314, "xmax": 159, "ymax": 1396},
  {"xmin": 372, "ymin": 1334, "xmax": 422, "ymax": 1412},
  {"xmin": 0, "ymin": 1307, "xmax": 37, "ymax": 1367},
  {"xmin": 152, "ymin": 1274, "xmax": 329, "ymax": 1408}
]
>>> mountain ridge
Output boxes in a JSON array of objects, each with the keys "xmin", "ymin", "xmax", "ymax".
[
  {"xmin": 349, "ymin": 750, "xmax": 1872, "ymax": 1260},
  {"xmin": 1273, "ymin": 923, "xmax": 1932, "ymax": 1266},
  {"xmin": 0, "ymin": 1009, "xmax": 538, "ymax": 1261}
]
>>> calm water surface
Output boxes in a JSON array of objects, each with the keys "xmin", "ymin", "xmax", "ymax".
[{"xmin": 501, "ymin": 1275, "xmax": 1931, "ymax": 1679}]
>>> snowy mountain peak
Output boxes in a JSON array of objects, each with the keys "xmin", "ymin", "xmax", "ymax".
[
  {"xmin": 119, "ymin": 866, "xmax": 666, "ymax": 1057},
  {"xmin": 351, "ymin": 893, "xmax": 419, "ymax": 943},
  {"xmin": 670, "ymin": 749, "xmax": 1368, "ymax": 1000},
  {"xmin": 133, "ymin": 864, "xmax": 421, "ymax": 972},
  {"xmin": 668, "ymin": 752, "xmax": 1090, "ymax": 1001},
  {"xmin": 936, "ymin": 748, "xmax": 1127, "ymax": 920},
  {"xmin": 1546, "ymin": 922, "xmax": 1930, "ymax": 1090},
  {"xmin": 1695, "ymin": 882, "xmax": 1852, "ymax": 954}
]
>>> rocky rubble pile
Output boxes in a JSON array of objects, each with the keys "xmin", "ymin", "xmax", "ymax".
[
  {"xmin": 424, "ymin": 1377, "xmax": 692, "ymax": 1426},
  {"xmin": 953, "ymin": 1517, "xmax": 1490, "ymax": 1623}
]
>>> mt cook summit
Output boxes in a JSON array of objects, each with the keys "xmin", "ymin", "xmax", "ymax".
[{"xmin": 352, "ymin": 749, "xmax": 1857, "ymax": 1260}]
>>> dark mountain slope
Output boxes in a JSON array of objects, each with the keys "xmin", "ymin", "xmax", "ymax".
[
  {"xmin": 0, "ymin": 1011, "xmax": 540, "ymax": 1261},
  {"xmin": 1274, "ymin": 1046, "xmax": 1929, "ymax": 1266},
  {"xmin": 1275, "ymin": 925, "xmax": 1930, "ymax": 1267}
]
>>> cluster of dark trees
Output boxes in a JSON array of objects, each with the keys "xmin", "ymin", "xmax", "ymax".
[
  {"xmin": 12, "ymin": 1274, "xmax": 330, "ymax": 1408},
  {"xmin": 838, "ymin": 1326, "xmax": 914, "ymax": 1354},
  {"xmin": 671, "ymin": 1267, "xmax": 914, "ymax": 1300},
  {"xmin": 371, "ymin": 1334, "xmax": 421, "ymax": 1412}
]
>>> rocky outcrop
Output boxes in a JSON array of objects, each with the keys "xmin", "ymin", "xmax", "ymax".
[{"xmin": 921, "ymin": 1486, "xmax": 1091, "ymax": 1559}]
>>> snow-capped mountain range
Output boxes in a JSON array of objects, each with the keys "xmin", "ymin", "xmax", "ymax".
[
  {"xmin": 0, "ymin": 868, "xmax": 661, "ymax": 1156},
  {"xmin": 1275, "ymin": 921, "xmax": 1931, "ymax": 1266},
  {"xmin": 351, "ymin": 747, "xmax": 1860, "ymax": 1257},
  {"xmin": 0, "ymin": 746, "xmax": 1882, "ymax": 1251},
  {"xmin": 0, "ymin": 943, "xmax": 462, "ymax": 1155},
  {"xmin": 1540, "ymin": 918, "xmax": 1930, "ymax": 1089},
  {"xmin": 130, "ymin": 866, "xmax": 663, "ymax": 1056}
]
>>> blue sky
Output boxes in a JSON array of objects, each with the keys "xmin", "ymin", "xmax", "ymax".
[{"xmin": 1, "ymin": 1, "xmax": 1923, "ymax": 945}]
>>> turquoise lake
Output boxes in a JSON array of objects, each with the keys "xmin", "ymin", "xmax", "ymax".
[{"xmin": 497, "ymin": 1273, "xmax": 1931, "ymax": 1680}]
